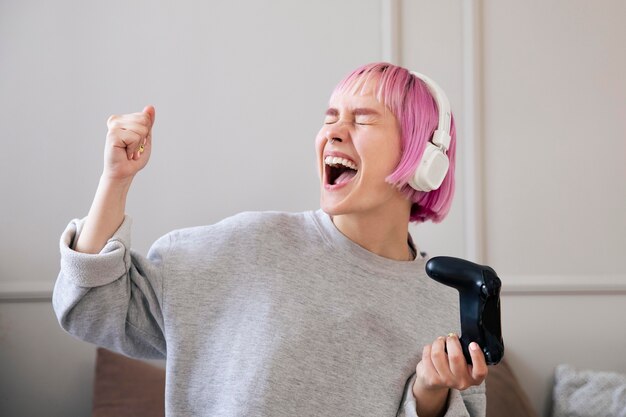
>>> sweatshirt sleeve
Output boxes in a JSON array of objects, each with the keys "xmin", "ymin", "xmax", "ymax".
[
  {"xmin": 52, "ymin": 216, "xmax": 170, "ymax": 360},
  {"xmin": 398, "ymin": 374, "xmax": 486, "ymax": 417}
]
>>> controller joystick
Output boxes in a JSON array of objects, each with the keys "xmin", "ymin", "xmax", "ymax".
[{"xmin": 425, "ymin": 256, "xmax": 504, "ymax": 365}]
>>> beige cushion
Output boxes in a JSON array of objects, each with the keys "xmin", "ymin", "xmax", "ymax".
[
  {"xmin": 92, "ymin": 348, "xmax": 165, "ymax": 417},
  {"xmin": 486, "ymin": 360, "xmax": 539, "ymax": 417}
]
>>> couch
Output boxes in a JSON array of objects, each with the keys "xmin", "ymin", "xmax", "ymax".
[{"xmin": 91, "ymin": 347, "xmax": 539, "ymax": 417}]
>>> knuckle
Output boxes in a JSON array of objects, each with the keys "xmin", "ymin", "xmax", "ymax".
[
  {"xmin": 105, "ymin": 129, "xmax": 118, "ymax": 140},
  {"xmin": 450, "ymin": 376, "xmax": 469, "ymax": 390},
  {"xmin": 426, "ymin": 375, "xmax": 442, "ymax": 388},
  {"xmin": 442, "ymin": 376, "xmax": 455, "ymax": 387},
  {"xmin": 448, "ymin": 351, "xmax": 464, "ymax": 362},
  {"xmin": 107, "ymin": 114, "xmax": 117, "ymax": 125},
  {"xmin": 474, "ymin": 367, "xmax": 488, "ymax": 380},
  {"xmin": 432, "ymin": 349, "xmax": 446, "ymax": 361},
  {"xmin": 456, "ymin": 381, "xmax": 470, "ymax": 391},
  {"xmin": 107, "ymin": 126, "xmax": 122, "ymax": 135},
  {"xmin": 421, "ymin": 351, "xmax": 430, "ymax": 362}
]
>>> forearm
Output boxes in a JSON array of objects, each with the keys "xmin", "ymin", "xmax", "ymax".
[{"xmin": 74, "ymin": 175, "xmax": 132, "ymax": 254}]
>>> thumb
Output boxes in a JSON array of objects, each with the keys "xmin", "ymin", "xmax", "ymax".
[{"xmin": 143, "ymin": 105, "xmax": 156, "ymax": 124}]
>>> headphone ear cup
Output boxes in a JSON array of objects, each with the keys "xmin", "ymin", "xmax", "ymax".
[{"xmin": 409, "ymin": 143, "xmax": 450, "ymax": 192}]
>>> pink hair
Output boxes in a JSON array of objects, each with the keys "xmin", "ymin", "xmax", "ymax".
[{"xmin": 330, "ymin": 62, "xmax": 457, "ymax": 223}]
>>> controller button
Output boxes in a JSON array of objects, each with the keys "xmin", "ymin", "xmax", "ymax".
[{"xmin": 481, "ymin": 284, "xmax": 489, "ymax": 297}]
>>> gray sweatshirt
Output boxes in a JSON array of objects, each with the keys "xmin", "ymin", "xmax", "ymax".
[{"xmin": 53, "ymin": 209, "xmax": 485, "ymax": 416}]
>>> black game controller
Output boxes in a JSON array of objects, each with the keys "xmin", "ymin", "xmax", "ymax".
[{"xmin": 425, "ymin": 256, "xmax": 504, "ymax": 365}]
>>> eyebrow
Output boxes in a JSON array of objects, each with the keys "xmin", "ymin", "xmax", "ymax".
[{"xmin": 325, "ymin": 107, "xmax": 381, "ymax": 117}]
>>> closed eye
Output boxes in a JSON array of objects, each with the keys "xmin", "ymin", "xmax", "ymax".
[
  {"xmin": 323, "ymin": 108, "xmax": 380, "ymax": 125},
  {"xmin": 355, "ymin": 116, "xmax": 376, "ymax": 125}
]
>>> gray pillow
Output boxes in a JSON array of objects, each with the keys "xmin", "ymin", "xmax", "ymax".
[{"xmin": 551, "ymin": 364, "xmax": 626, "ymax": 417}]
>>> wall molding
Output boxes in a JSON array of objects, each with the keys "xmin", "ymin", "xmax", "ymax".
[
  {"xmin": 502, "ymin": 274, "xmax": 626, "ymax": 295},
  {"xmin": 381, "ymin": 0, "xmax": 486, "ymax": 263},
  {"xmin": 2, "ymin": 274, "xmax": 625, "ymax": 302},
  {"xmin": 461, "ymin": 0, "xmax": 485, "ymax": 264},
  {"xmin": 381, "ymin": 0, "xmax": 400, "ymax": 64},
  {"xmin": 0, "ymin": 281, "xmax": 55, "ymax": 302},
  {"xmin": 4, "ymin": 2, "xmax": 622, "ymax": 302}
]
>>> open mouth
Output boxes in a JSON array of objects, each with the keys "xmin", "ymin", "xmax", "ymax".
[{"xmin": 324, "ymin": 156, "xmax": 358, "ymax": 186}]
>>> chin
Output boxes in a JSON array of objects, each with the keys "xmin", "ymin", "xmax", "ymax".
[
  {"xmin": 319, "ymin": 195, "xmax": 348, "ymax": 217},
  {"xmin": 319, "ymin": 195, "xmax": 365, "ymax": 218},
  {"xmin": 319, "ymin": 200, "xmax": 340, "ymax": 216}
]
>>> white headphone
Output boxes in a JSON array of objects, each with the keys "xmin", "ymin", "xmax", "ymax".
[{"xmin": 408, "ymin": 71, "xmax": 452, "ymax": 192}]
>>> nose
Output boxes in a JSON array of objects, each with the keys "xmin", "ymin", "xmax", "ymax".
[{"xmin": 324, "ymin": 120, "xmax": 351, "ymax": 145}]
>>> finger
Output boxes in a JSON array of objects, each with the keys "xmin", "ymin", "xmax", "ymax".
[
  {"xmin": 468, "ymin": 342, "xmax": 488, "ymax": 382},
  {"xmin": 430, "ymin": 336, "xmax": 453, "ymax": 382},
  {"xmin": 118, "ymin": 122, "xmax": 149, "ymax": 140},
  {"xmin": 141, "ymin": 136, "xmax": 149, "ymax": 156},
  {"xmin": 137, "ymin": 126, "xmax": 151, "ymax": 157},
  {"xmin": 420, "ymin": 344, "xmax": 440, "ymax": 380},
  {"xmin": 143, "ymin": 105, "xmax": 156, "ymax": 126},
  {"xmin": 446, "ymin": 334, "xmax": 468, "ymax": 378},
  {"xmin": 133, "ymin": 138, "xmax": 147, "ymax": 160},
  {"xmin": 109, "ymin": 129, "xmax": 142, "ymax": 160},
  {"xmin": 108, "ymin": 112, "xmax": 154, "ymax": 131},
  {"xmin": 110, "ymin": 129, "xmax": 141, "ymax": 144}
]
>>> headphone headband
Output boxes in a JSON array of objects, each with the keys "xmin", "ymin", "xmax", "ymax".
[{"xmin": 410, "ymin": 71, "xmax": 452, "ymax": 151}]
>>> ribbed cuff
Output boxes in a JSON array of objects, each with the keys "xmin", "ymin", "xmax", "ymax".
[{"xmin": 59, "ymin": 216, "xmax": 133, "ymax": 288}]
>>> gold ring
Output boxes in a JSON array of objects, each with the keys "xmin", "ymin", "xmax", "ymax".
[
  {"xmin": 139, "ymin": 144, "xmax": 145, "ymax": 153},
  {"xmin": 447, "ymin": 333, "xmax": 457, "ymax": 338}
]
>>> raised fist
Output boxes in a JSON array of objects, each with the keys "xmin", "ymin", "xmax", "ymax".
[{"xmin": 103, "ymin": 105, "xmax": 155, "ymax": 181}]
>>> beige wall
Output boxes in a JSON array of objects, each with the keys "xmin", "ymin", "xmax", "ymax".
[
  {"xmin": 480, "ymin": 0, "xmax": 626, "ymax": 414},
  {"xmin": 1, "ymin": 1, "xmax": 383, "ymax": 415},
  {"xmin": 1, "ymin": 1, "xmax": 625, "ymax": 416},
  {"xmin": 404, "ymin": 1, "xmax": 626, "ymax": 415},
  {"xmin": 482, "ymin": 0, "xmax": 626, "ymax": 274}
]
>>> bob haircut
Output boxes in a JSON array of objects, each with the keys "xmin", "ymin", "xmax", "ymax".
[{"xmin": 330, "ymin": 62, "xmax": 457, "ymax": 223}]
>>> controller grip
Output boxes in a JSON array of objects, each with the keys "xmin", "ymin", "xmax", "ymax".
[
  {"xmin": 426, "ymin": 256, "xmax": 495, "ymax": 290},
  {"xmin": 426, "ymin": 256, "xmax": 504, "ymax": 365}
]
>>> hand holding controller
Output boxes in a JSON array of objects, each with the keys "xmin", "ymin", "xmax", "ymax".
[{"xmin": 425, "ymin": 256, "xmax": 504, "ymax": 365}]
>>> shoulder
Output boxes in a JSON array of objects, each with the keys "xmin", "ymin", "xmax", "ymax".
[
  {"xmin": 213, "ymin": 210, "xmax": 315, "ymax": 236},
  {"xmin": 163, "ymin": 210, "xmax": 316, "ymax": 248},
  {"xmin": 227, "ymin": 210, "xmax": 313, "ymax": 229}
]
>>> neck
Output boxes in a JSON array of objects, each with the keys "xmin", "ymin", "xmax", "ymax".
[{"xmin": 331, "ymin": 208, "xmax": 415, "ymax": 261}]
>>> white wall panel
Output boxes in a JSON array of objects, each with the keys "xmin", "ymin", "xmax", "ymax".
[
  {"xmin": 481, "ymin": 1, "xmax": 626, "ymax": 415},
  {"xmin": 0, "ymin": 1, "xmax": 385, "ymax": 415},
  {"xmin": 482, "ymin": 0, "xmax": 626, "ymax": 275},
  {"xmin": 0, "ymin": 0, "xmax": 382, "ymax": 284},
  {"xmin": 401, "ymin": 0, "xmax": 468, "ymax": 259}
]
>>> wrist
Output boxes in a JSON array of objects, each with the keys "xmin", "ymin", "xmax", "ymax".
[
  {"xmin": 412, "ymin": 384, "xmax": 449, "ymax": 417},
  {"xmin": 99, "ymin": 173, "xmax": 134, "ymax": 192}
]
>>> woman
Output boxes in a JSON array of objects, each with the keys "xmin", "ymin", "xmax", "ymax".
[{"xmin": 53, "ymin": 62, "xmax": 487, "ymax": 417}]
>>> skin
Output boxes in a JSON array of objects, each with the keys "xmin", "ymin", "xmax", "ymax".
[
  {"xmin": 314, "ymin": 88, "xmax": 414, "ymax": 261},
  {"xmin": 77, "ymin": 84, "xmax": 487, "ymax": 415}
]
